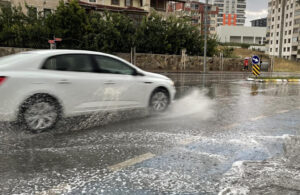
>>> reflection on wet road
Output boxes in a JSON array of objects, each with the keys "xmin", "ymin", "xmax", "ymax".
[{"xmin": 1, "ymin": 73, "xmax": 300, "ymax": 194}]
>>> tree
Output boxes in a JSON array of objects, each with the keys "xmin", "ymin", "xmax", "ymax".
[{"xmin": 46, "ymin": 0, "xmax": 89, "ymax": 49}]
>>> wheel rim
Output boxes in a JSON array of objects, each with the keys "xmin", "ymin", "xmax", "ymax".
[
  {"xmin": 151, "ymin": 92, "xmax": 169, "ymax": 112},
  {"xmin": 24, "ymin": 102, "xmax": 58, "ymax": 131}
]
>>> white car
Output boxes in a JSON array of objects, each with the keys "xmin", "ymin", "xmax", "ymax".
[{"xmin": 0, "ymin": 50, "xmax": 176, "ymax": 133}]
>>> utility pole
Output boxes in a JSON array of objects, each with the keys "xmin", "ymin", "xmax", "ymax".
[{"xmin": 203, "ymin": 0, "xmax": 208, "ymax": 73}]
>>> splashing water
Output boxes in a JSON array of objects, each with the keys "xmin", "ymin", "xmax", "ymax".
[{"xmin": 162, "ymin": 88, "xmax": 215, "ymax": 120}]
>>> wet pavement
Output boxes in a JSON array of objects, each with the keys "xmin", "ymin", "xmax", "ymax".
[{"xmin": 1, "ymin": 72, "xmax": 300, "ymax": 194}]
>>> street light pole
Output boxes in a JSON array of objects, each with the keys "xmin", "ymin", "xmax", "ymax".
[{"xmin": 203, "ymin": 0, "xmax": 208, "ymax": 73}]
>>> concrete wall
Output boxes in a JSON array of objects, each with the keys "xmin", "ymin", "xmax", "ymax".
[
  {"xmin": 116, "ymin": 53, "xmax": 245, "ymax": 71},
  {"xmin": 0, "ymin": 47, "xmax": 250, "ymax": 72},
  {"xmin": 217, "ymin": 26, "xmax": 267, "ymax": 45}
]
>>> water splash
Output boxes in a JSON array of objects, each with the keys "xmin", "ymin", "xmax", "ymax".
[{"xmin": 162, "ymin": 88, "xmax": 215, "ymax": 120}]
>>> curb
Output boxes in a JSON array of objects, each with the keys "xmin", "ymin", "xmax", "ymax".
[{"xmin": 246, "ymin": 78, "xmax": 300, "ymax": 83}]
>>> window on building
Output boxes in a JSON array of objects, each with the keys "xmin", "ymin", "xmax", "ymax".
[
  {"xmin": 270, "ymin": 48, "xmax": 273, "ymax": 52},
  {"xmin": 28, "ymin": 7, "xmax": 37, "ymax": 18},
  {"xmin": 43, "ymin": 9, "xmax": 51, "ymax": 18},
  {"xmin": 289, "ymin": 30, "xmax": 292, "ymax": 34},
  {"xmin": 290, "ymin": 12, "xmax": 293, "ymax": 17},
  {"xmin": 277, "ymin": 32, "xmax": 279, "ymax": 36},
  {"xmin": 150, "ymin": 0, "xmax": 166, "ymax": 10},
  {"xmin": 276, "ymin": 40, "xmax": 279, "ymax": 44},
  {"xmin": 287, "ymin": 47, "xmax": 290, "ymax": 52},
  {"xmin": 290, "ymin": 21, "xmax": 292, "ymax": 26},
  {"xmin": 288, "ymin": 38, "xmax": 291, "ymax": 43},
  {"xmin": 284, "ymin": 39, "xmax": 287, "ymax": 43},
  {"xmin": 276, "ymin": 48, "xmax": 278, "ymax": 52},
  {"xmin": 277, "ymin": 24, "xmax": 280, "ymax": 28},
  {"xmin": 284, "ymin": 47, "xmax": 286, "ymax": 52},
  {"xmin": 111, "ymin": 0, "xmax": 120, "ymax": 5},
  {"xmin": 125, "ymin": 0, "xmax": 132, "ymax": 6},
  {"xmin": 278, "ymin": 16, "xmax": 280, "ymax": 20},
  {"xmin": 89, "ymin": 0, "xmax": 96, "ymax": 2}
]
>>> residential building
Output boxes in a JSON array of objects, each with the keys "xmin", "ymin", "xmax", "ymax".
[
  {"xmin": 266, "ymin": 0, "xmax": 300, "ymax": 61},
  {"xmin": 168, "ymin": 1, "xmax": 219, "ymax": 35},
  {"xmin": 216, "ymin": 26, "xmax": 267, "ymax": 45},
  {"xmin": 0, "ymin": 0, "xmax": 187, "ymax": 21},
  {"xmin": 208, "ymin": 0, "xmax": 247, "ymax": 26},
  {"xmin": 0, "ymin": 0, "xmax": 62, "ymax": 15},
  {"xmin": 251, "ymin": 17, "xmax": 268, "ymax": 27}
]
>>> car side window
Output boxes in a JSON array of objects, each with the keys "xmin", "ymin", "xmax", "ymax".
[
  {"xmin": 94, "ymin": 55, "xmax": 135, "ymax": 75},
  {"xmin": 43, "ymin": 54, "xmax": 94, "ymax": 72}
]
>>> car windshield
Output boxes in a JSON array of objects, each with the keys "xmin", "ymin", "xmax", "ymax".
[{"xmin": 0, "ymin": 53, "xmax": 37, "ymax": 65}]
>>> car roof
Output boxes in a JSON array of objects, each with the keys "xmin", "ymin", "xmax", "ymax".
[{"xmin": 22, "ymin": 49, "xmax": 106, "ymax": 56}]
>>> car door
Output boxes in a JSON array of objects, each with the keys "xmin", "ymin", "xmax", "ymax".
[
  {"xmin": 92, "ymin": 55, "xmax": 149, "ymax": 109},
  {"xmin": 42, "ymin": 54, "xmax": 109, "ymax": 114}
]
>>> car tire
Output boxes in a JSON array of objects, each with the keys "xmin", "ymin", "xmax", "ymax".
[
  {"xmin": 19, "ymin": 96, "xmax": 61, "ymax": 133},
  {"xmin": 149, "ymin": 89, "xmax": 170, "ymax": 113}
]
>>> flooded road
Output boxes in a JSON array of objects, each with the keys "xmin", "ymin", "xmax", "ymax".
[{"xmin": 1, "ymin": 72, "xmax": 300, "ymax": 194}]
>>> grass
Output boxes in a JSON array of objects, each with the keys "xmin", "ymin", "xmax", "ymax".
[
  {"xmin": 273, "ymin": 57, "xmax": 300, "ymax": 72},
  {"xmin": 233, "ymin": 48, "xmax": 268, "ymax": 59}
]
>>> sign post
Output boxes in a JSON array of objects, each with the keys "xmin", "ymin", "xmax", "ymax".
[
  {"xmin": 252, "ymin": 55, "xmax": 261, "ymax": 77},
  {"xmin": 48, "ymin": 36, "xmax": 62, "ymax": 49}
]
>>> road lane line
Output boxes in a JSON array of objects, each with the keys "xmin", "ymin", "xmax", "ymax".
[
  {"xmin": 250, "ymin": 115, "xmax": 267, "ymax": 121},
  {"xmin": 224, "ymin": 123, "xmax": 239, "ymax": 129},
  {"xmin": 108, "ymin": 153, "xmax": 155, "ymax": 172},
  {"xmin": 178, "ymin": 136, "xmax": 202, "ymax": 145},
  {"xmin": 276, "ymin": 110, "xmax": 289, "ymax": 114},
  {"xmin": 37, "ymin": 183, "xmax": 71, "ymax": 195}
]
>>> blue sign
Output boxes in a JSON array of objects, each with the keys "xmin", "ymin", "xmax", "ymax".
[{"xmin": 252, "ymin": 55, "xmax": 260, "ymax": 64}]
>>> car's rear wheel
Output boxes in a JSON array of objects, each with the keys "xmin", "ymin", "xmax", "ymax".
[
  {"xmin": 20, "ymin": 97, "xmax": 60, "ymax": 133},
  {"xmin": 149, "ymin": 89, "xmax": 170, "ymax": 113}
]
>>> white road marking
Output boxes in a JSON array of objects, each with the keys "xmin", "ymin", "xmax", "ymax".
[
  {"xmin": 224, "ymin": 123, "xmax": 239, "ymax": 129},
  {"xmin": 36, "ymin": 183, "xmax": 71, "ymax": 195},
  {"xmin": 276, "ymin": 110, "xmax": 289, "ymax": 114},
  {"xmin": 250, "ymin": 115, "xmax": 267, "ymax": 121},
  {"xmin": 108, "ymin": 153, "xmax": 156, "ymax": 172},
  {"xmin": 178, "ymin": 136, "xmax": 202, "ymax": 145}
]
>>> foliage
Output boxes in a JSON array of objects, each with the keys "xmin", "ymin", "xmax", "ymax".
[{"xmin": 0, "ymin": 0, "xmax": 218, "ymax": 56}]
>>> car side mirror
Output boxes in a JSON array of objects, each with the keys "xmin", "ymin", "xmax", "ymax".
[{"xmin": 133, "ymin": 70, "xmax": 144, "ymax": 76}]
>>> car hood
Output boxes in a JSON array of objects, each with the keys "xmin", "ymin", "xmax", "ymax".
[{"xmin": 141, "ymin": 71, "xmax": 170, "ymax": 80}]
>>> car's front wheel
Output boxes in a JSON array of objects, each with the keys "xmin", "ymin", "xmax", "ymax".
[
  {"xmin": 149, "ymin": 89, "xmax": 170, "ymax": 113},
  {"xmin": 20, "ymin": 96, "xmax": 60, "ymax": 133}
]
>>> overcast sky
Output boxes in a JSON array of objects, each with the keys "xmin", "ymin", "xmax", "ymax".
[
  {"xmin": 200, "ymin": 0, "xmax": 268, "ymax": 26},
  {"xmin": 245, "ymin": 0, "xmax": 268, "ymax": 26}
]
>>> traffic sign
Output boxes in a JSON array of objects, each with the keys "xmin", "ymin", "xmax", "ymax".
[
  {"xmin": 252, "ymin": 64, "xmax": 260, "ymax": 76},
  {"xmin": 48, "ymin": 40, "xmax": 55, "ymax": 44},
  {"xmin": 252, "ymin": 55, "xmax": 260, "ymax": 64}
]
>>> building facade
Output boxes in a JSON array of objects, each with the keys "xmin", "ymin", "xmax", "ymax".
[
  {"xmin": 251, "ymin": 17, "xmax": 267, "ymax": 27},
  {"xmin": 216, "ymin": 26, "xmax": 267, "ymax": 45},
  {"xmin": 266, "ymin": 0, "xmax": 300, "ymax": 61},
  {"xmin": 208, "ymin": 0, "xmax": 246, "ymax": 26},
  {"xmin": 0, "ymin": 0, "xmax": 187, "ymax": 20},
  {"xmin": 168, "ymin": 1, "xmax": 219, "ymax": 34}
]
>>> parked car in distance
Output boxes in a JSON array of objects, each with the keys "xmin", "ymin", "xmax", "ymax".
[{"xmin": 0, "ymin": 50, "xmax": 176, "ymax": 133}]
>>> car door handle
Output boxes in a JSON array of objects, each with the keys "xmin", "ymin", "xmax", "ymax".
[
  {"xmin": 144, "ymin": 81, "xmax": 153, "ymax": 84},
  {"xmin": 57, "ymin": 79, "xmax": 71, "ymax": 84}
]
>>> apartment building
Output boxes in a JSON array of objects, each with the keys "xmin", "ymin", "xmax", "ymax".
[
  {"xmin": 208, "ymin": 0, "xmax": 246, "ymax": 26},
  {"xmin": 168, "ymin": 1, "xmax": 219, "ymax": 34},
  {"xmin": 251, "ymin": 18, "xmax": 268, "ymax": 27},
  {"xmin": 266, "ymin": 0, "xmax": 300, "ymax": 61},
  {"xmin": 0, "ymin": 0, "xmax": 187, "ymax": 20}
]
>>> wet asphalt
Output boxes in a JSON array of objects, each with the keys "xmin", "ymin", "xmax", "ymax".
[{"xmin": 0, "ymin": 72, "xmax": 300, "ymax": 194}]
